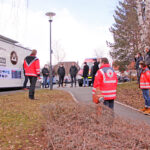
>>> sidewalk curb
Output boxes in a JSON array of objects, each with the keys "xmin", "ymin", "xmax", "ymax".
[
  {"xmin": 68, "ymin": 91, "xmax": 79, "ymax": 103},
  {"xmin": 115, "ymin": 101, "xmax": 141, "ymax": 112},
  {"xmin": 68, "ymin": 90, "xmax": 142, "ymax": 113},
  {"xmin": 68, "ymin": 89, "xmax": 141, "ymax": 112}
]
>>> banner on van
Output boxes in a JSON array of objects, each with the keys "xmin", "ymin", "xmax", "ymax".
[{"xmin": 0, "ymin": 67, "xmax": 21, "ymax": 79}]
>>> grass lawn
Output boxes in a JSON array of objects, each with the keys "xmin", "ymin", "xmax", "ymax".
[
  {"xmin": 1, "ymin": 84, "xmax": 150, "ymax": 149},
  {"xmin": 117, "ymin": 82, "xmax": 144, "ymax": 109},
  {"xmin": 0, "ymin": 89, "xmax": 73, "ymax": 150}
]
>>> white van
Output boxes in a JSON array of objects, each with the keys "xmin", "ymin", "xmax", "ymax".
[{"xmin": 0, "ymin": 35, "xmax": 31, "ymax": 88}]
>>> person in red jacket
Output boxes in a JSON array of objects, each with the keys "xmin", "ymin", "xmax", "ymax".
[
  {"xmin": 139, "ymin": 61, "xmax": 150, "ymax": 114},
  {"xmin": 23, "ymin": 49, "xmax": 40, "ymax": 100},
  {"xmin": 92, "ymin": 57, "xmax": 118, "ymax": 110}
]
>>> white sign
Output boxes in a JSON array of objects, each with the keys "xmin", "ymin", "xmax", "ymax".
[
  {"xmin": 0, "ymin": 67, "xmax": 11, "ymax": 79},
  {"xmin": 0, "ymin": 67, "xmax": 21, "ymax": 79}
]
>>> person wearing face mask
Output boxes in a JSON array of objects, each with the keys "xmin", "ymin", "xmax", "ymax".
[
  {"xmin": 135, "ymin": 53, "xmax": 143, "ymax": 83},
  {"xmin": 139, "ymin": 61, "xmax": 150, "ymax": 114},
  {"xmin": 144, "ymin": 47, "xmax": 150, "ymax": 69}
]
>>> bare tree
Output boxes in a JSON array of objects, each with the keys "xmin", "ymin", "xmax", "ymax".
[
  {"xmin": 53, "ymin": 40, "xmax": 66, "ymax": 64},
  {"xmin": 137, "ymin": 0, "xmax": 150, "ymax": 49}
]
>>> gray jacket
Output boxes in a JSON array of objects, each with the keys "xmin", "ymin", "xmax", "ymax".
[{"xmin": 145, "ymin": 51, "xmax": 150, "ymax": 65}]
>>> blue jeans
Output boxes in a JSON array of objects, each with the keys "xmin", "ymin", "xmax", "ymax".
[
  {"xmin": 142, "ymin": 89, "xmax": 150, "ymax": 108},
  {"xmin": 43, "ymin": 76, "xmax": 48, "ymax": 88},
  {"xmin": 83, "ymin": 77, "xmax": 89, "ymax": 86}
]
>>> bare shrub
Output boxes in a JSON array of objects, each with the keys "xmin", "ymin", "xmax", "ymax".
[{"xmin": 41, "ymin": 101, "xmax": 150, "ymax": 150}]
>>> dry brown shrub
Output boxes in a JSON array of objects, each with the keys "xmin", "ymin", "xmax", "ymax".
[{"xmin": 41, "ymin": 101, "xmax": 150, "ymax": 150}]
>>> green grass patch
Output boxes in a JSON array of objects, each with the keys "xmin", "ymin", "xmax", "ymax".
[{"xmin": 0, "ymin": 89, "xmax": 73, "ymax": 150}]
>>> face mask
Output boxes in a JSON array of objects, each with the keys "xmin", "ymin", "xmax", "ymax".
[
  {"xmin": 99, "ymin": 63, "xmax": 101, "ymax": 68},
  {"xmin": 139, "ymin": 65, "xmax": 142, "ymax": 68}
]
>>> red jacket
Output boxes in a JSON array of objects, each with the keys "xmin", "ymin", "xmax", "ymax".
[
  {"xmin": 140, "ymin": 67, "xmax": 150, "ymax": 89},
  {"xmin": 92, "ymin": 64, "xmax": 118, "ymax": 103},
  {"xmin": 23, "ymin": 55, "xmax": 40, "ymax": 77}
]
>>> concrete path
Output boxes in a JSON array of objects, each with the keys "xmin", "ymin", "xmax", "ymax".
[
  {"xmin": 1, "ymin": 85, "xmax": 150, "ymax": 125},
  {"xmin": 55, "ymin": 85, "xmax": 150, "ymax": 125}
]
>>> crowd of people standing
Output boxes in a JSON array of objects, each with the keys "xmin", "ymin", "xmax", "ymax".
[{"xmin": 22, "ymin": 47, "xmax": 150, "ymax": 114}]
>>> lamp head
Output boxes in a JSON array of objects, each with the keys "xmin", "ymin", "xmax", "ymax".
[{"xmin": 45, "ymin": 12, "xmax": 56, "ymax": 21}]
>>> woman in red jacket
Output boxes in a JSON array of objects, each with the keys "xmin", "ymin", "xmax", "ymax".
[{"xmin": 139, "ymin": 61, "xmax": 150, "ymax": 114}]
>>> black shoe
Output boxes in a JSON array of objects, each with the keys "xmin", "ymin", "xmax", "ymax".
[{"xmin": 29, "ymin": 97, "xmax": 38, "ymax": 100}]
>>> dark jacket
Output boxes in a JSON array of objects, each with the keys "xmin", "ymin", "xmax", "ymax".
[
  {"xmin": 92, "ymin": 61, "xmax": 99, "ymax": 76},
  {"xmin": 135, "ymin": 56, "xmax": 143, "ymax": 70},
  {"xmin": 83, "ymin": 64, "xmax": 89, "ymax": 78},
  {"xmin": 145, "ymin": 51, "xmax": 150, "ymax": 66},
  {"xmin": 57, "ymin": 66, "xmax": 65, "ymax": 77},
  {"xmin": 70, "ymin": 65, "xmax": 78, "ymax": 76},
  {"xmin": 42, "ymin": 68, "xmax": 49, "ymax": 77}
]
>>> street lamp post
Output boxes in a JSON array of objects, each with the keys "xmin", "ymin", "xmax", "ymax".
[{"xmin": 45, "ymin": 12, "xmax": 56, "ymax": 90}]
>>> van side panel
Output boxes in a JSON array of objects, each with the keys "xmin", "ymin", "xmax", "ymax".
[{"xmin": 0, "ymin": 40, "xmax": 31, "ymax": 88}]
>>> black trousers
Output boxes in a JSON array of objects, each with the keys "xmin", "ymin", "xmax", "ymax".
[
  {"xmin": 92, "ymin": 74, "xmax": 96, "ymax": 84},
  {"xmin": 58, "ymin": 75, "xmax": 64, "ymax": 87},
  {"xmin": 28, "ymin": 76, "xmax": 37, "ymax": 99},
  {"xmin": 103, "ymin": 100, "xmax": 114, "ymax": 110},
  {"xmin": 23, "ymin": 76, "xmax": 28, "ymax": 88},
  {"xmin": 71, "ymin": 75, "xmax": 76, "ymax": 86}
]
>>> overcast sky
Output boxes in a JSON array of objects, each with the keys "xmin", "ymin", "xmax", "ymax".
[{"xmin": 0, "ymin": 0, "xmax": 119, "ymax": 67}]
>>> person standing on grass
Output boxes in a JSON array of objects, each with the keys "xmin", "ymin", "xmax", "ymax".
[
  {"xmin": 23, "ymin": 64, "xmax": 29, "ymax": 90},
  {"xmin": 139, "ymin": 61, "xmax": 150, "ymax": 114},
  {"xmin": 83, "ymin": 62, "xmax": 89, "ymax": 87},
  {"xmin": 57, "ymin": 64, "xmax": 65, "ymax": 87},
  {"xmin": 92, "ymin": 57, "xmax": 118, "ymax": 110},
  {"xmin": 135, "ymin": 53, "xmax": 143, "ymax": 83},
  {"xmin": 144, "ymin": 47, "xmax": 150, "ymax": 69},
  {"xmin": 23, "ymin": 49, "xmax": 40, "ymax": 100},
  {"xmin": 69, "ymin": 62, "xmax": 78, "ymax": 87}
]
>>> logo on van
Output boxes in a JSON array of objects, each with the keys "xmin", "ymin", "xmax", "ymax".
[{"xmin": 10, "ymin": 51, "xmax": 18, "ymax": 65}]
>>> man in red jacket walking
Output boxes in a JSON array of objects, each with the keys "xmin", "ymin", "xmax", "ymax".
[
  {"xmin": 92, "ymin": 58, "xmax": 118, "ymax": 110},
  {"xmin": 23, "ymin": 49, "xmax": 40, "ymax": 100}
]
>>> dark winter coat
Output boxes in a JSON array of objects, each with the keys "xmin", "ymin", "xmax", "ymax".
[
  {"xmin": 83, "ymin": 64, "xmax": 89, "ymax": 78},
  {"xmin": 92, "ymin": 62, "xmax": 99, "ymax": 76},
  {"xmin": 42, "ymin": 68, "xmax": 49, "ymax": 77},
  {"xmin": 145, "ymin": 51, "xmax": 150, "ymax": 66},
  {"xmin": 135, "ymin": 56, "xmax": 143, "ymax": 70},
  {"xmin": 57, "ymin": 66, "xmax": 65, "ymax": 77},
  {"xmin": 69, "ymin": 65, "xmax": 78, "ymax": 76}
]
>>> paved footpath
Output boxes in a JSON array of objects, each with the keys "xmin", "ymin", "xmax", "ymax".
[
  {"xmin": 55, "ymin": 85, "xmax": 150, "ymax": 125},
  {"xmin": 1, "ymin": 86, "xmax": 150, "ymax": 125}
]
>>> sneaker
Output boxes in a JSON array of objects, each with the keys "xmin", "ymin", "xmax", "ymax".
[
  {"xmin": 140, "ymin": 107, "xmax": 148, "ymax": 112},
  {"xmin": 143, "ymin": 108, "xmax": 150, "ymax": 114}
]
